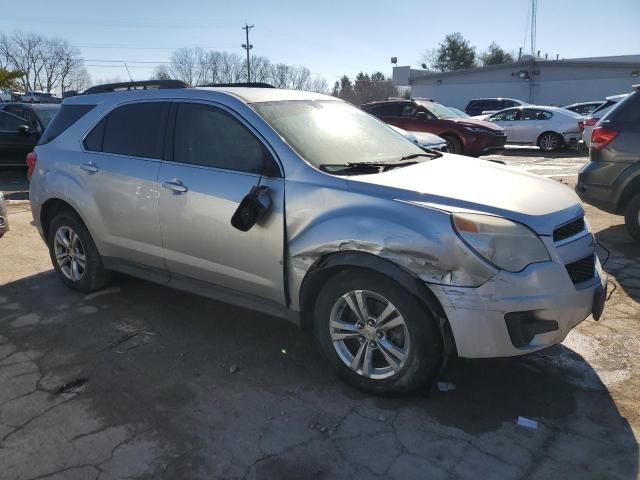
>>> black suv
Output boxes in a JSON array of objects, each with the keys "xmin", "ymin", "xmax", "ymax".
[
  {"xmin": 577, "ymin": 85, "xmax": 640, "ymax": 240},
  {"xmin": 465, "ymin": 98, "xmax": 528, "ymax": 116}
]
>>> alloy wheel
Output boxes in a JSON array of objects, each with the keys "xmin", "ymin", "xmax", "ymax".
[
  {"xmin": 540, "ymin": 133, "xmax": 559, "ymax": 151},
  {"xmin": 53, "ymin": 226, "xmax": 86, "ymax": 282},
  {"xmin": 329, "ymin": 290, "xmax": 410, "ymax": 379}
]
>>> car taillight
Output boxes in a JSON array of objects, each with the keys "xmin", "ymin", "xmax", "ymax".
[
  {"xmin": 590, "ymin": 127, "xmax": 618, "ymax": 151},
  {"xmin": 584, "ymin": 117, "xmax": 598, "ymax": 127},
  {"xmin": 578, "ymin": 121, "xmax": 584, "ymax": 131},
  {"xmin": 26, "ymin": 151, "xmax": 37, "ymax": 180}
]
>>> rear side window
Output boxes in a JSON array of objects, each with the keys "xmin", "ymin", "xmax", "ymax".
[
  {"xmin": 592, "ymin": 100, "xmax": 616, "ymax": 116},
  {"xmin": 522, "ymin": 109, "xmax": 552, "ymax": 121},
  {"xmin": 603, "ymin": 91, "xmax": 640, "ymax": 123},
  {"xmin": 173, "ymin": 103, "xmax": 266, "ymax": 174},
  {"xmin": 91, "ymin": 102, "xmax": 168, "ymax": 159},
  {"xmin": 38, "ymin": 104, "xmax": 95, "ymax": 145}
]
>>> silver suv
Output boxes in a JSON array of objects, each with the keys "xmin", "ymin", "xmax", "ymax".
[{"xmin": 29, "ymin": 81, "xmax": 606, "ymax": 394}]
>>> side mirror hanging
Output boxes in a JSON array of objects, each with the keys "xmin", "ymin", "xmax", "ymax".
[{"xmin": 231, "ymin": 185, "xmax": 272, "ymax": 232}]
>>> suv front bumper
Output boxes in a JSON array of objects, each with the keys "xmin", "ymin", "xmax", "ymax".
[{"xmin": 428, "ymin": 235, "xmax": 605, "ymax": 358}]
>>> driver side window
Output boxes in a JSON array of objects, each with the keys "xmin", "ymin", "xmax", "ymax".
[{"xmin": 491, "ymin": 110, "xmax": 519, "ymax": 121}]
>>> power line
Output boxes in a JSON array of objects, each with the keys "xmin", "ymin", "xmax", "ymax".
[{"xmin": 241, "ymin": 24, "xmax": 254, "ymax": 82}]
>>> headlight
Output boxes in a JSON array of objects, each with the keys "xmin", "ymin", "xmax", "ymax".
[
  {"xmin": 463, "ymin": 126, "xmax": 490, "ymax": 133},
  {"xmin": 452, "ymin": 213, "xmax": 550, "ymax": 272}
]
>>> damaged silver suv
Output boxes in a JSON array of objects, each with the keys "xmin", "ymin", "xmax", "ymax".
[{"xmin": 30, "ymin": 81, "xmax": 606, "ymax": 394}]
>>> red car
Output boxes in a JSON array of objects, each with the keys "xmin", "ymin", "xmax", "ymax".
[{"xmin": 361, "ymin": 99, "xmax": 506, "ymax": 156}]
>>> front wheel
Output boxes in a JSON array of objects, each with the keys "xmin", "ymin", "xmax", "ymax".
[
  {"xmin": 538, "ymin": 132, "xmax": 563, "ymax": 152},
  {"xmin": 624, "ymin": 192, "xmax": 640, "ymax": 242},
  {"xmin": 313, "ymin": 270, "xmax": 443, "ymax": 394},
  {"xmin": 47, "ymin": 211, "xmax": 110, "ymax": 292},
  {"xmin": 443, "ymin": 135, "xmax": 463, "ymax": 155}
]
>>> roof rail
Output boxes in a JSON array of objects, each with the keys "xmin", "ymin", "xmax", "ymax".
[
  {"xmin": 82, "ymin": 80, "xmax": 189, "ymax": 95},
  {"xmin": 199, "ymin": 82, "xmax": 275, "ymax": 88}
]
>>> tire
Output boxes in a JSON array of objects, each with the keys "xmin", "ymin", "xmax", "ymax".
[
  {"xmin": 313, "ymin": 270, "xmax": 443, "ymax": 395},
  {"xmin": 538, "ymin": 132, "xmax": 563, "ymax": 152},
  {"xmin": 624, "ymin": 192, "xmax": 640, "ymax": 242},
  {"xmin": 47, "ymin": 211, "xmax": 110, "ymax": 292},
  {"xmin": 443, "ymin": 135, "xmax": 463, "ymax": 155}
]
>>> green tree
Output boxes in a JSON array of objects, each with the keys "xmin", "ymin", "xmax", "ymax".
[
  {"xmin": 480, "ymin": 42, "xmax": 514, "ymax": 66},
  {"xmin": 334, "ymin": 72, "xmax": 398, "ymax": 105},
  {"xmin": 0, "ymin": 68, "xmax": 24, "ymax": 90},
  {"xmin": 427, "ymin": 33, "xmax": 477, "ymax": 72}
]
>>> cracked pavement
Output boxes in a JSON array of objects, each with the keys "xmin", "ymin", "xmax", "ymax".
[{"xmin": 0, "ymin": 166, "xmax": 639, "ymax": 479}]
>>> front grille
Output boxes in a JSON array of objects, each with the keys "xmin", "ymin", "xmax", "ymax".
[
  {"xmin": 565, "ymin": 254, "xmax": 595, "ymax": 284},
  {"xmin": 553, "ymin": 216, "xmax": 585, "ymax": 242}
]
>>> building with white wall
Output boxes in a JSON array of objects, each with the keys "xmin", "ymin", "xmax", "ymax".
[{"xmin": 393, "ymin": 55, "xmax": 640, "ymax": 109}]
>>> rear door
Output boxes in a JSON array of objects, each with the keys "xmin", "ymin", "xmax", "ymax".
[
  {"xmin": 365, "ymin": 103, "xmax": 403, "ymax": 128},
  {"xmin": 158, "ymin": 101, "xmax": 285, "ymax": 303},
  {"xmin": 0, "ymin": 111, "xmax": 35, "ymax": 166},
  {"xmin": 80, "ymin": 101, "xmax": 168, "ymax": 269}
]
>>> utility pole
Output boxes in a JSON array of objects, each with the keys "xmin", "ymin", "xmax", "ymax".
[{"xmin": 242, "ymin": 24, "xmax": 254, "ymax": 83}]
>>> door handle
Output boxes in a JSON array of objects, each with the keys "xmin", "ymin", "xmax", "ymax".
[
  {"xmin": 80, "ymin": 163, "xmax": 98, "ymax": 173},
  {"xmin": 162, "ymin": 179, "xmax": 188, "ymax": 193}
]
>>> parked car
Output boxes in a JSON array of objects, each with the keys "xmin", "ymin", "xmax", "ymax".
[
  {"xmin": 563, "ymin": 101, "xmax": 605, "ymax": 116},
  {"xmin": 464, "ymin": 98, "xmax": 529, "ymax": 116},
  {"xmin": 0, "ymin": 90, "xmax": 12, "ymax": 103},
  {"xmin": 388, "ymin": 125, "xmax": 448, "ymax": 151},
  {"xmin": 484, "ymin": 106, "xmax": 584, "ymax": 152},
  {"xmin": 0, "ymin": 192, "xmax": 8, "ymax": 239},
  {"xmin": 30, "ymin": 81, "xmax": 605, "ymax": 394},
  {"xmin": 362, "ymin": 99, "xmax": 506, "ymax": 156},
  {"xmin": 582, "ymin": 94, "xmax": 628, "ymax": 148},
  {"xmin": 21, "ymin": 91, "xmax": 60, "ymax": 103},
  {"xmin": 0, "ymin": 103, "xmax": 60, "ymax": 166},
  {"xmin": 577, "ymin": 85, "xmax": 640, "ymax": 240}
]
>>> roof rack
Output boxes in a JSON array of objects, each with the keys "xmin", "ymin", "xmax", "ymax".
[
  {"xmin": 83, "ymin": 80, "xmax": 189, "ymax": 95},
  {"xmin": 199, "ymin": 82, "xmax": 275, "ymax": 88}
]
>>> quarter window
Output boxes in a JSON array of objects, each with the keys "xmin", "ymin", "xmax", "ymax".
[
  {"xmin": 172, "ymin": 103, "xmax": 267, "ymax": 174},
  {"xmin": 93, "ymin": 102, "xmax": 168, "ymax": 158}
]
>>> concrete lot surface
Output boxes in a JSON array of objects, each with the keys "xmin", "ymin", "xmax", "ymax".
[{"xmin": 0, "ymin": 154, "xmax": 639, "ymax": 479}]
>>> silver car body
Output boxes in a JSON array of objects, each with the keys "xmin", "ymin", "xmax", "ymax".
[
  {"xmin": 30, "ymin": 87, "xmax": 605, "ymax": 358},
  {"xmin": 486, "ymin": 106, "xmax": 584, "ymax": 147},
  {"xmin": 388, "ymin": 125, "xmax": 448, "ymax": 151},
  {"xmin": 0, "ymin": 192, "xmax": 8, "ymax": 238}
]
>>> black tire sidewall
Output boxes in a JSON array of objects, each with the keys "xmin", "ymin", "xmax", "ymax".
[
  {"xmin": 624, "ymin": 193, "xmax": 640, "ymax": 242},
  {"xmin": 47, "ymin": 212, "xmax": 109, "ymax": 292},
  {"xmin": 443, "ymin": 135, "xmax": 463, "ymax": 155},
  {"xmin": 539, "ymin": 132, "xmax": 563, "ymax": 152},
  {"xmin": 313, "ymin": 270, "xmax": 442, "ymax": 395}
]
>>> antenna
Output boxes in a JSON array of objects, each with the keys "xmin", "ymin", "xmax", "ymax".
[
  {"xmin": 123, "ymin": 63, "xmax": 133, "ymax": 82},
  {"xmin": 530, "ymin": 0, "xmax": 537, "ymax": 58}
]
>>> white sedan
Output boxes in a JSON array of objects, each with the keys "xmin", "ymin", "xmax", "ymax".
[{"xmin": 484, "ymin": 106, "xmax": 584, "ymax": 152}]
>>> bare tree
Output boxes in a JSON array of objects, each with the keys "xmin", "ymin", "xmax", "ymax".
[{"xmin": 0, "ymin": 32, "xmax": 87, "ymax": 93}]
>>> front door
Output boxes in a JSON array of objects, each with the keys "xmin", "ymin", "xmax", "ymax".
[
  {"xmin": 488, "ymin": 109, "xmax": 521, "ymax": 143},
  {"xmin": 0, "ymin": 111, "xmax": 36, "ymax": 166},
  {"xmin": 158, "ymin": 101, "xmax": 285, "ymax": 304}
]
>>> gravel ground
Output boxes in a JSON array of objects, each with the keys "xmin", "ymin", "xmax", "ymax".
[{"xmin": 0, "ymin": 152, "xmax": 638, "ymax": 480}]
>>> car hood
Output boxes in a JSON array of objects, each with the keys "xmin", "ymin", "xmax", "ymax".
[
  {"xmin": 347, "ymin": 154, "xmax": 583, "ymax": 236},
  {"xmin": 407, "ymin": 131, "xmax": 446, "ymax": 145},
  {"xmin": 448, "ymin": 117, "xmax": 504, "ymax": 132}
]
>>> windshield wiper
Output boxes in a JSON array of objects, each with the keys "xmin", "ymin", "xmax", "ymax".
[
  {"xmin": 399, "ymin": 152, "xmax": 441, "ymax": 161},
  {"xmin": 319, "ymin": 160, "xmax": 418, "ymax": 175}
]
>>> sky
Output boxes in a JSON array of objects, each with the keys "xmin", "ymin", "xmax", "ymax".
[{"xmin": 1, "ymin": 0, "xmax": 639, "ymax": 86}]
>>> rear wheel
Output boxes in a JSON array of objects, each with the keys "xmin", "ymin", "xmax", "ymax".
[
  {"xmin": 313, "ymin": 270, "xmax": 442, "ymax": 394},
  {"xmin": 443, "ymin": 135, "xmax": 463, "ymax": 155},
  {"xmin": 624, "ymin": 192, "xmax": 640, "ymax": 242},
  {"xmin": 47, "ymin": 211, "xmax": 110, "ymax": 292},
  {"xmin": 538, "ymin": 132, "xmax": 563, "ymax": 152}
]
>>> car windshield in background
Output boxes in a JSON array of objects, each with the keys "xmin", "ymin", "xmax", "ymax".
[
  {"xmin": 252, "ymin": 100, "xmax": 426, "ymax": 169},
  {"xmin": 417, "ymin": 101, "xmax": 459, "ymax": 119},
  {"xmin": 35, "ymin": 107, "xmax": 60, "ymax": 127}
]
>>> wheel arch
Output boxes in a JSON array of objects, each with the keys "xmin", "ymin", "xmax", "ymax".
[
  {"xmin": 298, "ymin": 250, "xmax": 457, "ymax": 357},
  {"xmin": 617, "ymin": 174, "xmax": 640, "ymax": 214},
  {"xmin": 40, "ymin": 198, "xmax": 81, "ymax": 240}
]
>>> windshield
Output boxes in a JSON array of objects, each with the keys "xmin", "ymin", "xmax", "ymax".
[
  {"xmin": 35, "ymin": 107, "xmax": 60, "ymax": 127},
  {"xmin": 416, "ymin": 101, "xmax": 459, "ymax": 119},
  {"xmin": 252, "ymin": 100, "xmax": 425, "ymax": 168}
]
